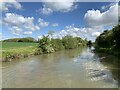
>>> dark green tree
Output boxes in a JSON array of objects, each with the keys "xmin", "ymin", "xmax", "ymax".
[{"xmin": 87, "ymin": 40, "xmax": 92, "ymax": 46}]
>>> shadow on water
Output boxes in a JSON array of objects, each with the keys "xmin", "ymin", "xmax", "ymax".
[{"xmin": 94, "ymin": 49, "xmax": 120, "ymax": 87}]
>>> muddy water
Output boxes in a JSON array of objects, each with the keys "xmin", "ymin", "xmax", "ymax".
[{"xmin": 2, "ymin": 47, "xmax": 119, "ymax": 88}]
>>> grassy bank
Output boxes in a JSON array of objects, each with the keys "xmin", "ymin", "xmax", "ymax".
[
  {"xmin": 1, "ymin": 36, "xmax": 87, "ymax": 62},
  {"xmin": 1, "ymin": 42, "xmax": 38, "ymax": 62}
]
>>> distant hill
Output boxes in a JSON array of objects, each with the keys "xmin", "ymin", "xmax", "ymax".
[{"xmin": 3, "ymin": 37, "xmax": 37, "ymax": 42}]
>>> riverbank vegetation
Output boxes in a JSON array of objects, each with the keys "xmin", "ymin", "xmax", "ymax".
[
  {"xmin": 95, "ymin": 24, "xmax": 120, "ymax": 56},
  {"xmin": 2, "ymin": 35, "xmax": 87, "ymax": 62},
  {"xmin": 95, "ymin": 24, "xmax": 120, "ymax": 83},
  {"xmin": 1, "ymin": 42, "xmax": 38, "ymax": 62},
  {"xmin": 36, "ymin": 35, "xmax": 87, "ymax": 54}
]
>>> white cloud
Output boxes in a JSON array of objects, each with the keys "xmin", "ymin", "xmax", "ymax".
[
  {"xmin": 37, "ymin": 6, "xmax": 53, "ymax": 15},
  {"xmin": 4, "ymin": 13, "xmax": 33, "ymax": 26},
  {"xmin": 52, "ymin": 23, "xmax": 59, "ymax": 27},
  {"xmin": 39, "ymin": 0, "xmax": 77, "ymax": 15},
  {"xmin": 3, "ymin": 13, "xmax": 42, "ymax": 36},
  {"xmin": 35, "ymin": 25, "xmax": 40, "ymax": 30},
  {"xmin": 38, "ymin": 35, "xmax": 43, "ymax": 39},
  {"xmin": 84, "ymin": 3, "xmax": 118, "ymax": 27},
  {"xmin": 0, "ymin": 0, "xmax": 22, "ymax": 12},
  {"xmin": 23, "ymin": 31, "xmax": 32, "ymax": 35},
  {"xmin": 4, "ymin": 13, "xmax": 40, "ymax": 31},
  {"xmin": 38, "ymin": 18, "xmax": 49, "ymax": 27},
  {"xmin": 10, "ymin": 26, "xmax": 22, "ymax": 36},
  {"xmin": 37, "ymin": 24, "xmax": 103, "ymax": 41},
  {"xmin": 92, "ymin": 32, "xmax": 101, "ymax": 37},
  {"xmin": 48, "ymin": 25, "xmax": 104, "ymax": 41}
]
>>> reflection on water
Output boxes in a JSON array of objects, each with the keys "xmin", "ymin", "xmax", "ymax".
[
  {"xmin": 2, "ymin": 47, "xmax": 119, "ymax": 88},
  {"xmin": 96, "ymin": 52, "xmax": 120, "ymax": 87}
]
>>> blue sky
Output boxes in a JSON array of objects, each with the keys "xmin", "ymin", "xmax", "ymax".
[{"xmin": 0, "ymin": 1, "xmax": 118, "ymax": 41}]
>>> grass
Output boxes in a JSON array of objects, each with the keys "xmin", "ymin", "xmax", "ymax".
[
  {"xmin": 1, "ymin": 42, "xmax": 38, "ymax": 61},
  {"xmin": 2, "ymin": 42, "xmax": 38, "ymax": 49}
]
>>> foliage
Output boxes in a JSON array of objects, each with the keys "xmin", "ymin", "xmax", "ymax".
[
  {"xmin": 38, "ymin": 35, "xmax": 55, "ymax": 53},
  {"xmin": 51, "ymin": 39, "xmax": 64, "ymax": 51},
  {"xmin": 112, "ymin": 25, "xmax": 120, "ymax": 48},
  {"xmin": 87, "ymin": 40, "xmax": 92, "ymax": 46},
  {"xmin": 37, "ymin": 35, "xmax": 87, "ymax": 54},
  {"xmin": 62, "ymin": 36, "xmax": 78, "ymax": 49},
  {"xmin": 95, "ymin": 30, "xmax": 114, "ymax": 48},
  {"xmin": 2, "ymin": 34, "xmax": 87, "ymax": 61},
  {"xmin": 76, "ymin": 37, "xmax": 86, "ymax": 46},
  {"xmin": 95, "ymin": 24, "xmax": 120, "ymax": 56}
]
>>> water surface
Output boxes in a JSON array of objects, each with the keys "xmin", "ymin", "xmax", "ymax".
[{"xmin": 2, "ymin": 47, "xmax": 119, "ymax": 88}]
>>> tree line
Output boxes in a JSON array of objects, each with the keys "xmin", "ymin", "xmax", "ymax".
[
  {"xmin": 95, "ymin": 24, "xmax": 120, "ymax": 56},
  {"xmin": 3, "ymin": 37, "xmax": 37, "ymax": 43},
  {"xmin": 36, "ymin": 35, "xmax": 87, "ymax": 54}
]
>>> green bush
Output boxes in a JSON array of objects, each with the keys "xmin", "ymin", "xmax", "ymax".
[
  {"xmin": 38, "ymin": 35, "xmax": 55, "ymax": 54},
  {"xmin": 95, "ymin": 24, "xmax": 120, "ymax": 56},
  {"xmin": 51, "ymin": 39, "xmax": 64, "ymax": 51},
  {"xmin": 112, "ymin": 25, "xmax": 120, "ymax": 48},
  {"xmin": 95, "ymin": 30, "xmax": 114, "ymax": 48},
  {"xmin": 37, "ymin": 35, "xmax": 87, "ymax": 54},
  {"xmin": 62, "ymin": 36, "xmax": 80, "ymax": 49}
]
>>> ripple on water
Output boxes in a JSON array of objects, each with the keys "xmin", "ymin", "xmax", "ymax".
[{"xmin": 84, "ymin": 61, "xmax": 118, "ymax": 87}]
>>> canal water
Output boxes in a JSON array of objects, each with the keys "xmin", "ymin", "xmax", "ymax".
[{"xmin": 2, "ymin": 47, "xmax": 119, "ymax": 88}]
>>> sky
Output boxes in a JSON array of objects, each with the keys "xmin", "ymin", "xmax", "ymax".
[{"xmin": 0, "ymin": 0, "xmax": 118, "ymax": 41}]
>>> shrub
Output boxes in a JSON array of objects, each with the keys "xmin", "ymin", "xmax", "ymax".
[
  {"xmin": 38, "ymin": 35, "xmax": 55, "ymax": 54},
  {"xmin": 51, "ymin": 39, "xmax": 64, "ymax": 51}
]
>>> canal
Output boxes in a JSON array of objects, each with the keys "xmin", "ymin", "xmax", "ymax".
[{"xmin": 2, "ymin": 47, "xmax": 119, "ymax": 88}]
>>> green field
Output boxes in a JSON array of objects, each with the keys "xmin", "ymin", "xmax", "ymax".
[
  {"xmin": 2, "ymin": 42, "xmax": 38, "ymax": 49},
  {"xmin": 1, "ymin": 42, "xmax": 38, "ymax": 61}
]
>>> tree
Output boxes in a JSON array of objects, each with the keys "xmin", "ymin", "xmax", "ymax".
[
  {"xmin": 62, "ymin": 36, "xmax": 78, "ymax": 49},
  {"xmin": 87, "ymin": 40, "xmax": 92, "ymax": 46},
  {"xmin": 51, "ymin": 39, "xmax": 64, "ymax": 51},
  {"xmin": 112, "ymin": 25, "xmax": 120, "ymax": 48},
  {"xmin": 95, "ymin": 24, "xmax": 120, "ymax": 49},
  {"xmin": 95, "ymin": 30, "xmax": 114, "ymax": 48},
  {"xmin": 38, "ymin": 35, "xmax": 55, "ymax": 53},
  {"xmin": 37, "ymin": 34, "xmax": 87, "ymax": 54}
]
